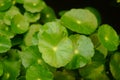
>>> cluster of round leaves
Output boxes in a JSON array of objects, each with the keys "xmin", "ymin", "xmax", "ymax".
[{"xmin": 0, "ymin": 0, "xmax": 120, "ymax": 80}]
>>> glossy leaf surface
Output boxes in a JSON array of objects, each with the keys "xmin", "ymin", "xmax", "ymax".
[
  {"xmin": 66, "ymin": 34, "xmax": 94, "ymax": 69},
  {"xmin": 26, "ymin": 64, "xmax": 53, "ymax": 80},
  {"xmin": 23, "ymin": 0, "xmax": 46, "ymax": 13},
  {"xmin": 11, "ymin": 14, "xmax": 29, "ymax": 34},
  {"xmin": 98, "ymin": 24, "xmax": 119, "ymax": 51},
  {"xmin": 38, "ymin": 21, "xmax": 73, "ymax": 67},
  {"xmin": 61, "ymin": 9, "xmax": 98, "ymax": 34},
  {"xmin": 2, "ymin": 60, "xmax": 21, "ymax": 80},
  {"xmin": 0, "ymin": 0, "xmax": 12, "ymax": 11},
  {"xmin": 24, "ymin": 11, "xmax": 40, "ymax": 22}
]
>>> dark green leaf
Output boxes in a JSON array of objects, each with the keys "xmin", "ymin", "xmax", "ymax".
[
  {"xmin": 80, "ymin": 63, "xmax": 109, "ymax": 80},
  {"xmin": 40, "ymin": 6, "xmax": 56, "ymax": 23},
  {"xmin": 0, "ymin": 0, "xmax": 12, "ymax": 11},
  {"xmin": 54, "ymin": 70, "xmax": 75, "ymax": 80},
  {"xmin": 98, "ymin": 24, "xmax": 119, "ymax": 51},
  {"xmin": 0, "ymin": 36, "xmax": 11, "ymax": 53},
  {"xmin": 2, "ymin": 60, "xmax": 21, "ymax": 80},
  {"xmin": 0, "ymin": 20, "xmax": 14, "ymax": 38}
]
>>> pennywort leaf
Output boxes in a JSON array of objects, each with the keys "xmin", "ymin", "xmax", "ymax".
[
  {"xmin": 0, "ymin": 21, "xmax": 14, "ymax": 38},
  {"xmin": 66, "ymin": 34, "xmax": 94, "ymax": 69},
  {"xmin": 24, "ymin": 24, "xmax": 41, "ymax": 46},
  {"xmin": 11, "ymin": 14, "xmax": 29, "ymax": 34},
  {"xmin": 61, "ymin": 9, "xmax": 98, "ymax": 35},
  {"xmin": 2, "ymin": 60, "xmax": 21, "ymax": 80},
  {"xmin": 19, "ymin": 46, "xmax": 44, "ymax": 68},
  {"xmin": 98, "ymin": 24, "xmax": 119, "ymax": 51},
  {"xmin": 0, "ymin": 0, "xmax": 12, "ymax": 11},
  {"xmin": 38, "ymin": 21, "xmax": 73, "ymax": 67},
  {"xmin": 40, "ymin": 6, "xmax": 57, "ymax": 23},
  {"xmin": 3, "ymin": 6, "xmax": 20, "ymax": 25},
  {"xmin": 24, "ymin": 11, "xmax": 40, "ymax": 23},
  {"xmin": 0, "ymin": 36, "xmax": 11, "ymax": 53},
  {"xmin": 26, "ymin": 64, "xmax": 53, "ymax": 80}
]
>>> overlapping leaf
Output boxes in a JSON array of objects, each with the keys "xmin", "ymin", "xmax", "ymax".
[
  {"xmin": 0, "ymin": 36, "xmax": 11, "ymax": 53},
  {"xmin": 66, "ymin": 34, "xmax": 94, "ymax": 69},
  {"xmin": 1, "ymin": 60, "xmax": 21, "ymax": 80},
  {"xmin": 38, "ymin": 21, "xmax": 74, "ymax": 67},
  {"xmin": 26, "ymin": 64, "xmax": 53, "ymax": 80},
  {"xmin": 110, "ymin": 52, "xmax": 120, "ymax": 80},
  {"xmin": 11, "ymin": 14, "xmax": 29, "ymax": 34},
  {"xmin": 19, "ymin": 46, "xmax": 44, "ymax": 68}
]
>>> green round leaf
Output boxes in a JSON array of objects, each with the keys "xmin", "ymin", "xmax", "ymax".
[
  {"xmin": 24, "ymin": 24, "xmax": 41, "ymax": 46},
  {"xmin": 19, "ymin": 46, "xmax": 44, "ymax": 68},
  {"xmin": 98, "ymin": 24, "xmax": 119, "ymax": 51},
  {"xmin": 0, "ymin": 0, "xmax": 12, "ymax": 11},
  {"xmin": 54, "ymin": 70, "xmax": 75, "ymax": 80},
  {"xmin": 0, "ymin": 20, "xmax": 14, "ymax": 38},
  {"xmin": 2, "ymin": 60, "xmax": 21, "ymax": 80},
  {"xmin": 3, "ymin": 6, "xmax": 20, "ymax": 25},
  {"xmin": 11, "ymin": 14, "xmax": 29, "ymax": 34},
  {"xmin": 40, "ymin": 6, "xmax": 56, "ymax": 23},
  {"xmin": 24, "ymin": 11, "xmax": 40, "ymax": 22},
  {"xmin": 23, "ymin": 0, "xmax": 46, "ymax": 13},
  {"xmin": 26, "ymin": 64, "xmax": 53, "ymax": 80},
  {"xmin": 61, "ymin": 9, "xmax": 98, "ymax": 35},
  {"xmin": 110, "ymin": 52, "xmax": 120, "ymax": 80},
  {"xmin": 0, "ymin": 36, "xmax": 11, "ymax": 53},
  {"xmin": 38, "ymin": 21, "xmax": 73, "ymax": 68},
  {"xmin": 66, "ymin": 34, "xmax": 94, "ymax": 69}
]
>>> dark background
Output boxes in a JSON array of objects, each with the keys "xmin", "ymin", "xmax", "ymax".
[{"xmin": 44, "ymin": 0, "xmax": 120, "ymax": 34}]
